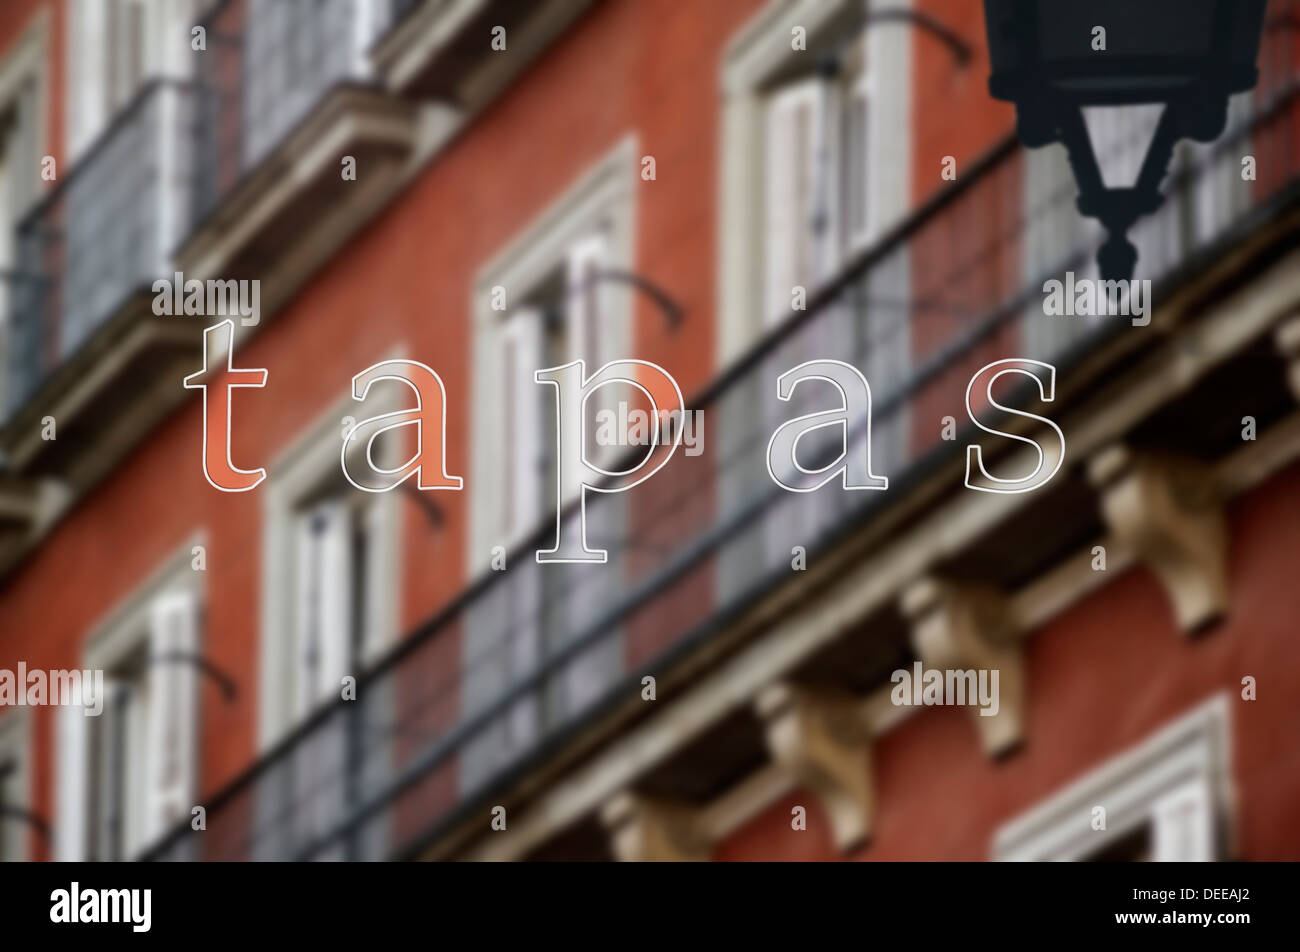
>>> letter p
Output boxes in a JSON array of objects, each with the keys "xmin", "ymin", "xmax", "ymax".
[{"xmin": 535, "ymin": 359, "xmax": 685, "ymax": 563}]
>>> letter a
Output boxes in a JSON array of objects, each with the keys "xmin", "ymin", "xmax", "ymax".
[
  {"xmin": 342, "ymin": 360, "xmax": 463, "ymax": 492},
  {"xmin": 183, "ymin": 320, "xmax": 267, "ymax": 491},
  {"xmin": 766, "ymin": 359, "xmax": 888, "ymax": 492}
]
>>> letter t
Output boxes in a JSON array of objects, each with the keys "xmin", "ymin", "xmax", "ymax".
[{"xmin": 183, "ymin": 320, "xmax": 267, "ymax": 491}]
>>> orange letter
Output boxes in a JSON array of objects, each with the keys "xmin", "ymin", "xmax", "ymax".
[
  {"xmin": 183, "ymin": 320, "xmax": 267, "ymax": 492},
  {"xmin": 342, "ymin": 360, "xmax": 463, "ymax": 492}
]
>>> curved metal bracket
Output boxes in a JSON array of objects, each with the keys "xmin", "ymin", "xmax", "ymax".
[
  {"xmin": 862, "ymin": 9, "xmax": 973, "ymax": 66},
  {"xmin": 573, "ymin": 268, "xmax": 684, "ymax": 330},
  {"xmin": 151, "ymin": 650, "xmax": 239, "ymax": 703},
  {"xmin": 0, "ymin": 804, "xmax": 51, "ymax": 843}
]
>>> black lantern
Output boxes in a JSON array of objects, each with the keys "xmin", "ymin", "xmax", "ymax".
[{"xmin": 984, "ymin": 0, "xmax": 1268, "ymax": 281}]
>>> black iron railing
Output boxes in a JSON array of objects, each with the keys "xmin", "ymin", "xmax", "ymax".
[
  {"xmin": 140, "ymin": 3, "xmax": 1300, "ymax": 860},
  {"xmin": 3, "ymin": 80, "xmax": 193, "ymax": 421},
  {"xmin": 191, "ymin": 0, "xmax": 363, "ymax": 227}
]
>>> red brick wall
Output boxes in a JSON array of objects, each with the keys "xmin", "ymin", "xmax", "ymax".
[{"xmin": 911, "ymin": 0, "xmax": 1016, "ymax": 208}]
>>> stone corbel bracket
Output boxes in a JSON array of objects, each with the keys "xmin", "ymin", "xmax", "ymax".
[
  {"xmin": 1088, "ymin": 445, "xmax": 1227, "ymax": 634},
  {"xmin": 900, "ymin": 577, "xmax": 1025, "ymax": 758},
  {"xmin": 1275, "ymin": 314, "xmax": 1300, "ymax": 402},
  {"xmin": 600, "ymin": 792, "xmax": 710, "ymax": 862},
  {"xmin": 755, "ymin": 683, "xmax": 873, "ymax": 852}
]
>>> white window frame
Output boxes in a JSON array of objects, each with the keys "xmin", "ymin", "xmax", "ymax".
[
  {"xmin": 58, "ymin": 537, "xmax": 206, "ymax": 861},
  {"xmin": 468, "ymin": 133, "xmax": 638, "ymax": 571},
  {"xmin": 993, "ymin": 694, "xmax": 1232, "ymax": 861},
  {"xmin": 460, "ymin": 137, "xmax": 637, "ymax": 794},
  {"xmin": 259, "ymin": 387, "xmax": 402, "ymax": 749},
  {"xmin": 719, "ymin": 0, "xmax": 913, "ymax": 365},
  {"xmin": 0, "ymin": 709, "xmax": 33, "ymax": 861}
]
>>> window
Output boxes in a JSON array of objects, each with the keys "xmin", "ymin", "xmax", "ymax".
[
  {"xmin": 57, "ymin": 556, "xmax": 203, "ymax": 861},
  {"xmin": 718, "ymin": 1, "xmax": 911, "ymax": 598},
  {"xmin": 290, "ymin": 488, "xmax": 380, "ymax": 721},
  {"xmin": 261, "ymin": 396, "xmax": 400, "ymax": 747},
  {"xmin": 67, "ymin": 0, "xmax": 195, "ymax": 161},
  {"xmin": 496, "ymin": 229, "xmax": 611, "ymax": 547},
  {"xmin": 0, "ymin": 710, "xmax": 32, "ymax": 862},
  {"xmin": 0, "ymin": 11, "xmax": 47, "ymax": 415},
  {"xmin": 469, "ymin": 135, "xmax": 636, "ymax": 563},
  {"xmin": 763, "ymin": 37, "xmax": 872, "ymax": 326},
  {"xmin": 255, "ymin": 393, "xmax": 400, "ymax": 859},
  {"xmin": 993, "ymin": 695, "xmax": 1231, "ymax": 861},
  {"xmin": 463, "ymin": 138, "xmax": 636, "ymax": 793},
  {"xmin": 720, "ymin": 0, "xmax": 911, "ymax": 363}
]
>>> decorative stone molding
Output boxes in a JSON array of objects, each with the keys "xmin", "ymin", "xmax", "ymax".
[
  {"xmin": 900, "ymin": 578, "xmax": 1024, "ymax": 757},
  {"xmin": 600, "ymin": 792, "xmax": 709, "ymax": 862},
  {"xmin": 1088, "ymin": 445, "xmax": 1227, "ymax": 634},
  {"xmin": 755, "ymin": 683, "xmax": 873, "ymax": 851}
]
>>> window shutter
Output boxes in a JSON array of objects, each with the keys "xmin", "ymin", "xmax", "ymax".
[
  {"xmin": 1152, "ymin": 778, "xmax": 1215, "ymax": 861},
  {"xmin": 845, "ymin": 49, "xmax": 871, "ymax": 249},
  {"xmin": 359, "ymin": 498, "xmax": 385, "ymax": 663},
  {"xmin": 294, "ymin": 501, "xmax": 354, "ymax": 717},
  {"xmin": 55, "ymin": 702, "xmax": 89, "ymax": 860},
  {"xmin": 146, "ymin": 590, "xmax": 199, "ymax": 844},
  {"xmin": 566, "ymin": 232, "xmax": 608, "ymax": 368},
  {"xmin": 108, "ymin": 0, "xmax": 148, "ymax": 113},
  {"xmin": 765, "ymin": 77, "xmax": 834, "ymax": 327},
  {"xmin": 69, "ymin": 0, "xmax": 110, "ymax": 159},
  {"xmin": 500, "ymin": 309, "xmax": 545, "ymax": 545}
]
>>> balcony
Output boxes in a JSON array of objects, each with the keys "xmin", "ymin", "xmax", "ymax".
[
  {"xmin": 373, "ymin": 0, "xmax": 594, "ymax": 106},
  {"xmin": 175, "ymin": 0, "xmax": 419, "ymax": 294},
  {"xmin": 0, "ymin": 0, "xmax": 425, "ymax": 567},
  {"xmin": 0, "ymin": 80, "xmax": 201, "ymax": 489}
]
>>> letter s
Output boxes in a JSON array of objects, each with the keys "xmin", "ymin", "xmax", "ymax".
[{"xmin": 964, "ymin": 359, "xmax": 1065, "ymax": 495}]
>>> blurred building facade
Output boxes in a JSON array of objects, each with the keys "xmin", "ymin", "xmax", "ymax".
[{"xmin": 0, "ymin": 0, "xmax": 1297, "ymax": 862}]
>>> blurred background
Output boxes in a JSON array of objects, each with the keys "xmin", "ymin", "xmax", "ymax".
[{"xmin": 0, "ymin": 0, "xmax": 1298, "ymax": 862}]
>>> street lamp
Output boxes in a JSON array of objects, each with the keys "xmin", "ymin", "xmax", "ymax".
[{"xmin": 983, "ymin": 0, "xmax": 1269, "ymax": 281}]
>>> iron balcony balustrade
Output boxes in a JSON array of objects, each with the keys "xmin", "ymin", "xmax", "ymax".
[
  {"xmin": 140, "ymin": 8, "xmax": 1300, "ymax": 862},
  {"xmin": 178, "ymin": 0, "xmax": 417, "ymax": 297},
  {"xmin": 2, "ymin": 79, "xmax": 193, "ymax": 422},
  {"xmin": 0, "ymin": 79, "xmax": 198, "ymax": 485},
  {"xmin": 190, "ymin": 0, "xmax": 369, "ymax": 228},
  {"xmin": 0, "ymin": 0, "xmax": 415, "ymax": 504}
]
